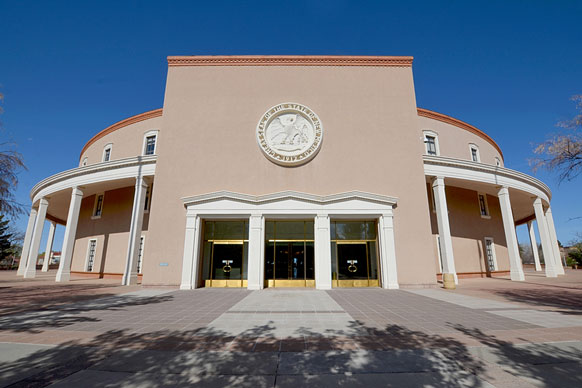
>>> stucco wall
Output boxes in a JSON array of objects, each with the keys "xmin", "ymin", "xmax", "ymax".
[
  {"xmin": 71, "ymin": 186, "xmax": 149, "ymax": 274},
  {"xmin": 427, "ymin": 184, "xmax": 510, "ymax": 274},
  {"xmin": 79, "ymin": 116, "xmax": 162, "ymax": 166},
  {"xmin": 418, "ymin": 116, "xmax": 503, "ymax": 166},
  {"xmin": 143, "ymin": 64, "xmax": 437, "ymax": 287}
]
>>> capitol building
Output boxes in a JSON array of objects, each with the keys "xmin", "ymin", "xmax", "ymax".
[{"xmin": 17, "ymin": 55, "xmax": 564, "ymax": 289}]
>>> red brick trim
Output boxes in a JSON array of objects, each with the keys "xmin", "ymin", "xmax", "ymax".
[
  {"xmin": 418, "ymin": 108, "xmax": 504, "ymax": 160},
  {"xmin": 79, "ymin": 109, "xmax": 163, "ymax": 161},
  {"xmin": 167, "ymin": 55, "xmax": 414, "ymax": 67}
]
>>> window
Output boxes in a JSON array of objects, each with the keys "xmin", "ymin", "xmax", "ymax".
[
  {"xmin": 145, "ymin": 136, "xmax": 156, "ymax": 155},
  {"xmin": 143, "ymin": 130, "xmax": 159, "ymax": 156},
  {"xmin": 81, "ymin": 157, "xmax": 88, "ymax": 167},
  {"xmin": 92, "ymin": 193, "xmax": 104, "ymax": 218},
  {"xmin": 484, "ymin": 238, "xmax": 497, "ymax": 271},
  {"xmin": 102, "ymin": 144, "xmax": 113, "ymax": 162},
  {"xmin": 426, "ymin": 136, "xmax": 437, "ymax": 155},
  {"xmin": 137, "ymin": 236, "xmax": 145, "ymax": 274},
  {"xmin": 469, "ymin": 144, "xmax": 480, "ymax": 162},
  {"xmin": 478, "ymin": 193, "xmax": 490, "ymax": 218},
  {"xmin": 86, "ymin": 239, "xmax": 97, "ymax": 272},
  {"xmin": 423, "ymin": 130, "xmax": 439, "ymax": 156},
  {"xmin": 495, "ymin": 157, "xmax": 501, "ymax": 167}
]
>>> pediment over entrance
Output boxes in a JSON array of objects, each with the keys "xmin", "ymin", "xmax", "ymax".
[{"xmin": 181, "ymin": 190, "xmax": 398, "ymax": 216}]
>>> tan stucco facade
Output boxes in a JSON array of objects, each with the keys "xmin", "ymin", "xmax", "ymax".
[{"xmin": 23, "ymin": 55, "xmax": 562, "ymax": 288}]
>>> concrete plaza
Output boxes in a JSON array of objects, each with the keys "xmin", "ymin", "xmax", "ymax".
[{"xmin": 1, "ymin": 270, "xmax": 582, "ymax": 387}]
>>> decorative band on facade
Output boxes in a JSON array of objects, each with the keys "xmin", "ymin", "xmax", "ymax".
[{"xmin": 167, "ymin": 55, "xmax": 414, "ymax": 67}]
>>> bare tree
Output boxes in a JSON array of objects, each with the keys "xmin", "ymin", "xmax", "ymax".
[
  {"xmin": 0, "ymin": 92, "xmax": 27, "ymax": 217},
  {"xmin": 532, "ymin": 95, "xmax": 582, "ymax": 182}
]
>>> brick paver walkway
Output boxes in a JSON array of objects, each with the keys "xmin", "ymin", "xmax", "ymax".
[{"xmin": 0, "ymin": 269, "xmax": 581, "ymax": 387}]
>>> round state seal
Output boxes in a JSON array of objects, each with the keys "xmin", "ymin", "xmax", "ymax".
[{"xmin": 256, "ymin": 103, "xmax": 323, "ymax": 166}]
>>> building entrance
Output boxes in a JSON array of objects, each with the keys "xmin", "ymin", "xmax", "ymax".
[
  {"xmin": 331, "ymin": 221, "xmax": 380, "ymax": 287},
  {"xmin": 265, "ymin": 220, "xmax": 315, "ymax": 287},
  {"xmin": 201, "ymin": 220, "xmax": 248, "ymax": 287}
]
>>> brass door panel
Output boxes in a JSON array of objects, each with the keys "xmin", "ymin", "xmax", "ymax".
[
  {"xmin": 334, "ymin": 279, "xmax": 378, "ymax": 288},
  {"xmin": 265, "ymin": 279, "xmax": 315, "ymax": 288},
  {"xmin": 206, "ymin": 279, "xmax": 247, "ymax": 288}
]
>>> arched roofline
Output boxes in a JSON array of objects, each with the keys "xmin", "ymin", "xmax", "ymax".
[
  {"xmin": 417, "ymin": 108, "xmax": 504, "ymax": 160},
  {"xmin": 79, "ymin": 108, "xmax": 163, "ymax": 161}
]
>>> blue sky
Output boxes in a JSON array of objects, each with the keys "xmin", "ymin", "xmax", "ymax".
[{"xmin": 1, "ymin": 0, "xmax": 581, "ymax": 251}]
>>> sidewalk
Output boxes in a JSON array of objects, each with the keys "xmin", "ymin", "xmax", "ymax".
[{"xmin": 0, "ymin": 269, "xmax": 581, "ymax": 387}]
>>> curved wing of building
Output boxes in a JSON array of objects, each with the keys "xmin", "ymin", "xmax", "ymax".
[{"xmin": 18, "ymin": 55, "xmax": 564, "ymax": 288}]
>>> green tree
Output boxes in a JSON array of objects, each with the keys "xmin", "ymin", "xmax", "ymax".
[
  {"xmin": 0, "ymin": 214, "xmax": 13, "ymax": 261},
  {"xmin": 532, "ymin": 95, "xmax": 582, "ymax": 182}
]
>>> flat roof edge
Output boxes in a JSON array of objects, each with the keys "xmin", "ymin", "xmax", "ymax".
[{"xmin": 167, "ymin": 55, "xmax": 414, "ymax": 67}]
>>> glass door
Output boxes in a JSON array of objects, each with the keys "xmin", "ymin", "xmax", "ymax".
[
  {"xmin": 331, "ymin": 220, "xmax": 380, "ymax": 287},
  {"xmin": 264, "ymin": 220, "xmax": 315, "ymax": 287},
  {"xmin": 201, "ymin": 220, "xmax": 248, "ymax": 287},
  {"xmin": 336, "ymin": 242, "xmax": 369, "ymax": 287},
  {"xmin": 210, "ymin": 242, "xmax": 244, "ymax": 287}
]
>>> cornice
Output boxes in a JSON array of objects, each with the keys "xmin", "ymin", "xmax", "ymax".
[
  {"xmin": 167, "ymin": 55, "xmax": 413, "ymax": 67},
  {"xmin": 79, "ymin": 108, "xmax": 163, "ymax": 160},
  {"xmin": 182, "ymin": 190, "xmax": 398, "ymax": 207},
  {"xmin": 422, "ymin": 155, "xmax": 551, "ymax": 200},
  {"xmin": 417, "ymin": 108, "xmax": 504, "ymax": 160},
  {"xmin": 31, "ymin": 155, "xmax": 157, "ymax": 201}
]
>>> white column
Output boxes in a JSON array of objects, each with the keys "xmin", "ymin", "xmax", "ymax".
[
  {"xmin": 497, "ymin": 187, "xmax": 525, "ymax": 281},
  {"xmin": 431, "ymin": 177, "xmax": 457, "ymax": 283},
  {"xmin": 314, "ymin": 214, "xmax": 332, "ymax": 290},
  {"xmin": 180, "ymin": 212, "xmax": 201, "ymax": 290},
  {"xmin": 41, "ymin": 221, "xmax": 57, "ymax": 272},
  {"xmin": 545, "ymin": 207, "xmax": 565, "ymax": 275},
  {"xmin": 17, "ymin": 208, "xmax": 37, "ymax": 276},
  {"xmin": 122, "ymin": 176, "xmax": 148, "ymax": 286},
  {"xmin": 24, "ymin": 198, "xmax": 49, "ymax": 278},
  {"xmin": 527, "ymin": 221, "xmax": 542, "ymax": 271},
  {"xmin": 56, "ymin": 187, "xmax": 84, "ymax": 282},
  {"xmin": 247, "ymin": 214, "xmax": 265, "ymax": 290},
  {"xmin": 379, "ymin": 211, "xmax": 399, "ymax": 289},
  {"xmin": 533, "ymin": 198, "xmax": 558, "ymax": 277}
]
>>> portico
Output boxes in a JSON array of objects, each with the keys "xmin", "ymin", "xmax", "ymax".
[
  {"xmin": 179, "ymin": 191, "xmax": 399, "ymax": 290},
  {"xmin": 21, "ymin": 156, "xmax": 157, "ymax": 284},
  {"xmin": 424, "ymin": 156, "xmax": 564, "ymax": 280}
]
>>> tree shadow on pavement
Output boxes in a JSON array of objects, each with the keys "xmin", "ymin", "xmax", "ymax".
[
  {"xmin": 0, "ymin": 321, "xmax": 492, "ymax": 388},
  {"xmin": 453, "ymin": 324, "xmax": 582, "ymax": 388}
]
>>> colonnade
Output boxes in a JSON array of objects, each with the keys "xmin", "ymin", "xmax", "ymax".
[
  {"xmin": 16, "ymin": 176, "xmax": 149, "ymax": 285},
  {"xmin": 431, "ymin": 176, "xmax": 564, "ymax": 282}
]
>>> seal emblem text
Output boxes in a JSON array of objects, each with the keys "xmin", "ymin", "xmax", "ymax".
[{"xmin": 256, "ymin": 103, "xmax": 323, "ymax": 166}]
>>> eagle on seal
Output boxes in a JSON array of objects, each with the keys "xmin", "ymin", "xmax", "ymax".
[{"xmin": 269, "ymin": 114, "xmax": 310, "ymax": 147}]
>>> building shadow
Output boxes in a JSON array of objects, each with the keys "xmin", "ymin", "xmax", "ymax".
[
  {"xmin": 0, "ymin": 293, "xmax": 173, "ymax": 333},
  {"xmin": 492, "ymin": 288, "xmax": 582, "ymax": 315},
  {"xmin": 0, "ymin": 283, "xmax": 147, "ymax": 317}
]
